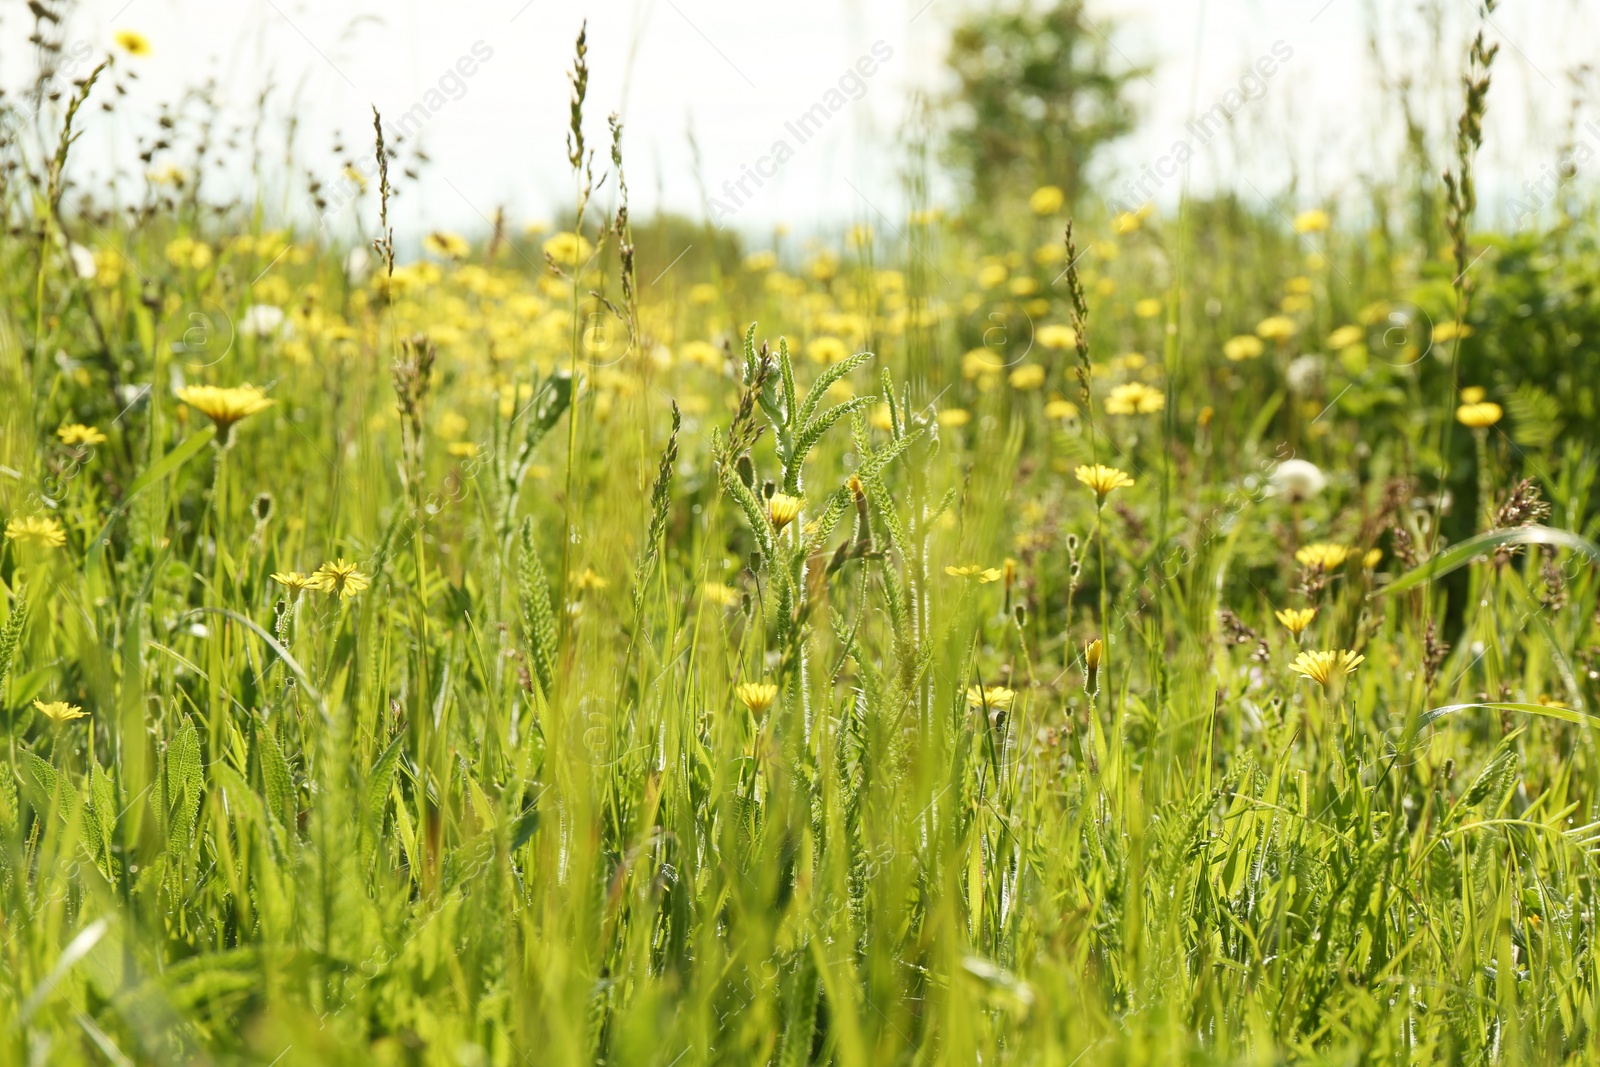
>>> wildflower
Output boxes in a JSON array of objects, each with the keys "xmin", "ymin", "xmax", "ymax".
[
  {"xmin": 241, "ymin": 304, "xmax": 285, "ymax": 337},
  {"xmin": 1034, "ymin": 244, "xmax": 1065, "ymax": 266},
  {"xmin": 175, "ymin": 384, "xmax": 274, "ymax": 438},
  {"xmin": 966, "ymin": 685, "xmax": 1015, "ymax": 711},
  {"xmin": 6, "ymin": 515, "xmax": 66, "ymax": 548},
  {"xmin": 1104, "ymin": 382, "xmax": 1165, "ymax": 415},
  {"xmin": 1271, "ymin": 459, "xmax": 1326, "ymax": 501},
  {"xmin": 57, "ymin": 423, "xmax": 107, "ymax": 447},
  {"xmin": 271, "ymin": 571, "xmax": 315, "ymax": 594},
  {"xmin": 1256, "ymin": 316, "xmax": 1298, "ymax": 341},
  {"xmin": 1084, "ymin": 638, "xmax": 1103, "ymax": 670},
  {"xmin": 1289, "ymin": 649, "xmax": 1364, "ymax": 688},
  {"xmin": 945, "ymin": 564, "xmax": 1003, "ymax": 583},
  {"xmin": 114, "ymin": 30, "xmax": 152, "ymax": 56},
  {"xmin": 423, "ymin": 231, "xmax": 470, "ymax": 259},
  {"xmin": 1009, "ymin": 364, "xmax": 1046, "ymax": 390},
  {"xmin": 1293, "ymin": 208, "xmax": 1330, "ymax": 233},
  {"xmin": 1223, "ymin": 335, "xmax": 1264, "ymax": 361},
  {"xmin": 688, "ymin": 283, "xmax": 719, "ymax": 305},
  {"xmin": 1111, "ymin": 211, "xmax": 1142, "ymax": 234},
  {"xmin": 703, "ymin": 582, "xmax": 742, "ymax": 607},
  {"xmin": 1456, "ymin": 401, "xmax": 1502, "ymax": 428},
  {"xmin": 767, "ymin": 493, "xmax": 803, "ymax": 532},
  {"xmin": 570, "ymin": 567, "xmax": 609, "ymax": 591},
  {"xmin": 1075, "ymin": 464, "xmax": 1134, "ymax": 499},
  {"xmin": 1459, "ymin": 386, "xmax": 1486, "ymax": 404},
  {"xmin": 1295, "ymin": 543, "xmax": 1350, "ymax": 571},
  {"xmin": 736, "ymin": 681, "xmax": 778, "ymax": 715},
  {"xmin": 1134, "ymin": 297, "xmax": 1162, "ymax": 319},
  {"xmin": 1275, "ymin": 607, "xmax": 1317, "ymax": 635},
  {"xmin": 1326, "ymin": 324, "xmax": 1363, "ymax": 349},
  {"xmin": 937, "ymin": 408, "xmax": 971, "ymax": 428},
  {"xmin": 311, "ymin": 558, "xmax": 370, "ymax": 599},
  {"xmin": 1037, "ymin": 324, "xmax": 1077, "ymax": 350},
  {"xmin": 1433, "ymin": 321, "xmax": 1474, "ymax": 342},
  {"xmin": 1044, "ymin": 397, "xmax": 1079, "ymax": 420},
  {"xmin": 1029, "ymin": 185, "xmax": 1065, "ymax": 215},
  {"xmin": 806, "ymin": 337, "xmax": 848, "ymax": 364},
  {"xmin": 1362, "ymin": 548, "xmax": 1383, "ymax": 569},
  {"xmin": 447, "ymin": 441, "xmax": 478, "ymax": 458},
  {"xmin": 542, "ymin": 231, "xmax": 593, "ymax": 267},
  {"xmin": 1285, "ymin": 355, "xmax": 1323, "ymax": 395},
  {"xmin": 34, "ymin": 699, "xmax": 87, "ymax": 724}
]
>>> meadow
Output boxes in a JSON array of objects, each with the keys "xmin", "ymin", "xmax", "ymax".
[{"xmin": 3, "ymin": 13, "xmax": 1600, "ymax": 1066}]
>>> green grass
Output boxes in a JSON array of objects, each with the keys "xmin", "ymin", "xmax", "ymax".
[{"xmin": 4, "ymin": 24, "xmax": 1600, "ymax": 1067}]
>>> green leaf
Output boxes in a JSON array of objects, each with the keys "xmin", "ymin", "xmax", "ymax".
[
  {"xmin": 257, "ymin": 727, "xmax": 294, "ymax": 828},
  {"xmin": 518, "ymin": 518, "xmax": 558, "ymax": 698},
  {"xmin": 1413, "ymin": 701, "xmax": 1600, "ymax": 734},
  {"xmin": 1375, "ymin": 525, "xmax": 1600, "ymax": 597},
  {"xmin": 363, "ymin": 731, "xmax": 407, "ymax": 841}
]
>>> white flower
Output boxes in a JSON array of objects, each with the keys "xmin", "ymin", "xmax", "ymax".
[
  {"xmin": 242, "ymin": 304, "xmax": 285, "ymax": 337},
  {"xmin": 1286, "ymin": 354, "xmax": 1323, "ymax": 395},
  {"xmin": 345, "ymin": 246, "xmax": 371, "ymax": 281},
  {"xmin": 1271, "ymin": 459, "xmax": 1326, "ymax": 502},
  {"xmin": 69, "ymin": 243, "xmax": 97, "ymax": 280}
]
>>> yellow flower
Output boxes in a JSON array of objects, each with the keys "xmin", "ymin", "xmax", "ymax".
[
  {"xmin": 1084, "ymin": 638, "xmax": 1103, "ymax": 670},
  {"xmin": 766, "ymin": 493, "xmax": 804, "ymax": 532},
  {"xmin": 271, "ymin": 571, "xmax": 315, "ymax": 594},
  {"xmin": 1111, "ymin": 211, "xmax": 1142, "ymax": 235},
  {"xmin": 1104, "ymin": 382, "xmax": 1165, "ymax": 415},
  {"xmin": 114, "ymin": 30, "xmax": 152, "ymax": 56},
  {"xmin": 1362, "ymin": 548, "xmax": 1383, "ymax": 569},
  {"xmin": 1045, "ymin": 397, "xmax": 1079, "ymax": 420},
  {"xmin": 703, "ymin": 582, "xmax": 742, "ymax": 607},
  {"xmin": 1034, "ymin": 243, "xmax": 1066, "ymax": 266},
  {"xmin": 1275, "ymin": 607, "xmax": 1317, "ymax": 635},
  {"xmin": 542, "ymin": 231, "xmax": 593, "ymax": 267},
  {"xmin": 1293, "ymin": 208, "xmax": 1330, "ymax": 233},
  {"xmin": 1037, "ymin": 324, "xmax": 1077, "ymax": 350},
  {"xmin": 1029, "ymin": 185, "xmax": 1065, "ymax": 215},
  {"xmin": 1134, "ymin": 297, "xmax": 1162, "ymax": 319},
  {"xmin": 806, "ymin": 337, "xmax": 848, "ymax": 364},
  {"xmin": 446, "ymin": 441, "xmax": 479, "ymax": 458},
  {"xmin": 1256, "ymin": 316, "xmax": 1298, "ymax": 341},
  {"xmin": 6, "ymin": 514, "xmax": 66, "ymax": 548},
  {"xmin": 570, "ymin": 566, "xmax": 609, "ymax": 591},
  {"xmin": 57, "ymin": 423, "xmax": 106, "ymax": 446},
  {"xmin": 1457, "ymin": 401, "xmax": 1502, "ymax": 428},
  {"xmin": 937, "ymin": 408, "xmax": 971, "ymax": 428},
  {"xmin": 311, "ymin": 558, "xmax": 370, "ymax": 599},
  {"xmin": 945, "ymin": 564, "xmax": 1003, "ymax": 583},
  {"xmin": 1289, "ymin": 649, "xmax": 1364, "ymax": 688},
  {"xmin": 175, "ymin": 384, "xmax": 275, "ymax": 434},
  {"xmin": 422, "ymin": 231, "xmax": 470, "ymax": 259},
  {"xmin": 1326, "ymin": 324, "xmax": 1363, "ymax": 350},
  {"xmin": 1295, "ymin": 543, "xmax": 1350, "ymax": 571},
  {"xmin": 1075, "ymin": 464, "xmax": 1134, "ymax": 498},
  {"xmin": 1433, "ymin": 321, "xmax": 1474, "ymax": 342},
  {"xmin": 966, "ymin": 685, "xmax": 1015, "ymax": 711},
  {"xmin": 736, "ymin": 681, "xmax": 778, "ymax": 715},
  {"xmin": 34, "ymin": 699, "xmax": 88, "ymax": 724},
  {"xmin": 1459, "ymin": 386, "xmax": 1486, "ymax": 404},
  {"xmin": 1223, "ymin": 335, "xmax": 1264, "ymax": 362},
  {"xmin": 1008, "ymin": 364, "xmax": 1046, "ymax": 391}
]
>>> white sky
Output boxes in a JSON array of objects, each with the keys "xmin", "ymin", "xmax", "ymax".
[{"xmin": 7, "ymin": 0, "xmax": 1597, "ymax": 238}]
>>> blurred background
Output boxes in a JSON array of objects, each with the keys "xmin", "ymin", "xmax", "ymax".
[{"xmin": 1, "ymin": 0, "xmax": 1595, "ymax": 237}]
